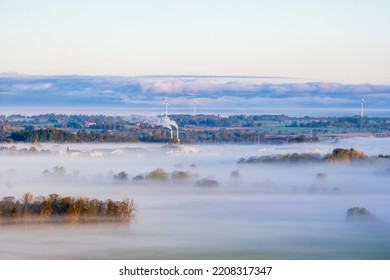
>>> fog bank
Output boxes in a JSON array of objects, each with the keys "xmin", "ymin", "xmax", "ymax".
[{"xmin": 1, "ymin": 138, "xmax": 390, "ymax": 259}]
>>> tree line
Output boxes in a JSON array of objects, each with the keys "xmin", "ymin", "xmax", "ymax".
[
  {"xmin": 9, "ymin": 128, "xmax": 139, "ymax": 143},
  {"xmin": 10, "ymin": 128, "xmax": 78, "ymax": 143},
  {"xmin": 0, "ymin": 193, "xmax": 135, "ymax": 224},
  {"xmin": 238, "ymin": 148, "xmax": 368, "ymax": 164}
]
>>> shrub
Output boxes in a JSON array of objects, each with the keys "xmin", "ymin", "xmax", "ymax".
[
  {"xmin": 195, "ymin": 178, "xmax": 220, "ymax": 187},
  {"xmin": 346, "ymin": 207, "xmax": 374, "ymax": 221},
  {"xmin": 171, "ymin": 170, "xmax": 192, "ymax": 181},
  {"xmin": 133, "ymin": 174, "xmax": 145, "ymax": 181}
]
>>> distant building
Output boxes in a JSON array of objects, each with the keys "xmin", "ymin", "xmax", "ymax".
[{"xmin": 85, "ymin": 121, "xmax": 97, "ymax": 127}]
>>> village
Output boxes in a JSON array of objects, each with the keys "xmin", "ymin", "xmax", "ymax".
[{"xmin": 0, "ymin": 113, "xmax": 389, "ymax": 145}]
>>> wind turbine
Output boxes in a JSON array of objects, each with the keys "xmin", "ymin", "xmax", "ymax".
[
  {"xmin": 161, "ymin": 95, "xmax": 172, "ymax": 138},
  {"xmin": 361, "ymin": 98, "xmax": 364, "ymax": 118},
  {"xmin": 163, "ymin": 95, "xmax": 168, "ymax": 117},
  {"xmin": 193, "ymin": 99, "xmax": 197, "ymax": 116}
]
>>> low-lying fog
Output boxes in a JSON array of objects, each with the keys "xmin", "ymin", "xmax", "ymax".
[{"xmin": 1, "ymin": 138, "xmax": 390, "ymax": 259}]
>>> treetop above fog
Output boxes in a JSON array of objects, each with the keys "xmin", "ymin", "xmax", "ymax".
[{"xmin": 238, "ymin": 148, "xmax": 368, "ymax": 164}]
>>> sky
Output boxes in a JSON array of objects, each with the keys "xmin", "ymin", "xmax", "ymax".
[{"xmin": 1, "ymin": 0, "xmax": 390, "ymax": 84}]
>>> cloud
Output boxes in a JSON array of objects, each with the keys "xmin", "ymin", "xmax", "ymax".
[
  {"xmin": 140, "ymin": 79, "xmax": 186, "ymax": 93},
  {"xmin": 136, "ymin": 75, "xmax": 295, "ymax": 79},
  {"xmin": 138, "ymin": 78, "xmax": 261, "ymax": 94},
  {"xmin": 1, "ymin": 75, "xmax": 390, "ymax": 113},
  {"xmin": 12, "ymin": 83, "xmax": 52, "ymax": 91}
]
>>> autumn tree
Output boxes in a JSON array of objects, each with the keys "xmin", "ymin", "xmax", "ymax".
[
  {"xmin": 324, "ymin": 148, "xmax": 366, "ymax": 161},
  {"xmin": 147, "ymin": 168, "xmax": 168, "ymax": 180},
  {"xmin": 21, "ymin": 192, "xmax": 33, "ymax": 217}
]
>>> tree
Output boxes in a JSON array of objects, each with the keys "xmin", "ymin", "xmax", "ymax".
[
  {"xmin": 325, "ymin": 148, "xmax": 366, "ymax": 161},
  {"xmin": 118, "ymin": 199, "xmax": 136, "ymax": 220},
  {"xmin": 346, "ymin": 207, "xmax": 376, "ymax": 223},
  {"xmin": 28, "ymin": 147, "xmax": 38, "ymax": 154},
  {"xmin": 132, "ymin": 174, "xmax": 145, "ymax": 181},
  {"xmin": 171, "ymin": 170, "xmax": 192, "ymax": 181},
  {"xmin": 53, "ymin": 166, "xmax": 66, "ymax": 175},
  {"xmin": 21, "ymin": 192, "xmax": 33, "ymax": 216},
  {"xmin": 39, "ymin": 197, "xmax": 52, "ymax": 217},
  {"xmin": 114, "ymin": 171, "xmax": 128, "ymax": 180},
  {"xmin": 195, "ymin": 178, "xmax": 220, "ymax": 187},
  {"xmin": 230, "ymin": 169, "xmax": 240, "ymax": 178},
  {"xmin": 0, "ymin": 196, "xmax": 16, "ymax": 217},
  {"xmin": 147, "ymin": 168, "xmax": 168, "ymax": 180}
]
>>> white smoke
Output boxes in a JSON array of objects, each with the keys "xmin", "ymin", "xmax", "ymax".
[
  {"xmin": 123, "ymin": 115, "xmax": 179, "ymax": 139},
  {"xmin": 163, "ymin": 116, "xmax": 178, "ymax": 130}
]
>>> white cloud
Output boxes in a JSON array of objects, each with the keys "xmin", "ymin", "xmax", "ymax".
[
  {"xmin": 138, "ymin": 78, "xmax": 260, "ymax": 94},
  {"xmin": 2, "ymin": 75, "xmax": 390, "ymax": 112},
  {"xmin": 12, "ymin": 83, "xmax": 52, "ymax": 91}
]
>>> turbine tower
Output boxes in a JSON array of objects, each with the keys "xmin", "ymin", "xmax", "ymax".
[
  {"xmin": 164, "ymin": 95, "xmax": 168, "ymax": 117},
  {"xmin": 361, "ymin": 98, "xmax": 364, "ymax": 118},
  {"xmin": 193, "ymin": 99, "xmax": 197, "ymax": 116}
]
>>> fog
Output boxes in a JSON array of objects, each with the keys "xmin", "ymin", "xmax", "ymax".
[{"xmin": 1, "ymin": 138, "xmax": 390, "ymax": 259}]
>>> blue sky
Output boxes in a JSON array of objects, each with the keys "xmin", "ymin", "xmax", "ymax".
[{"xmin": 1, "ymin": 0, "xmax": 390, "ymax": 84}]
